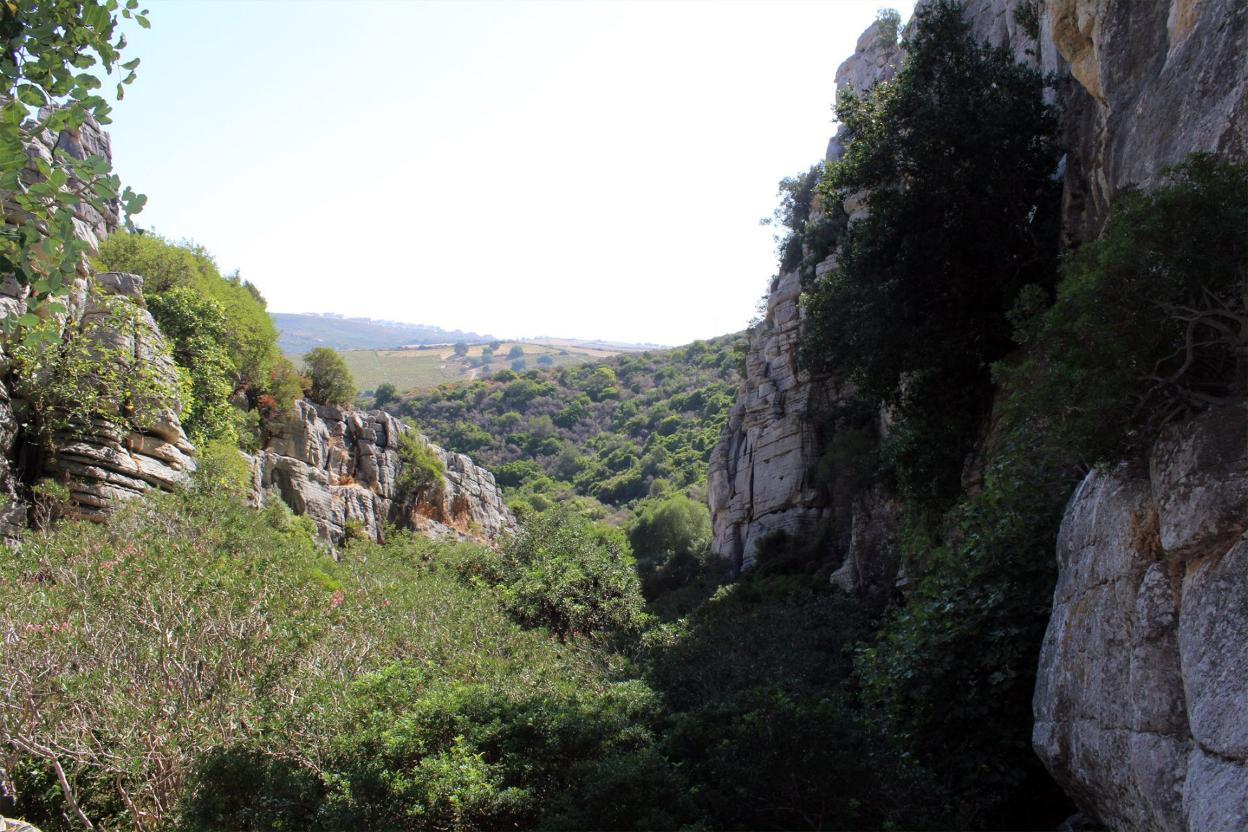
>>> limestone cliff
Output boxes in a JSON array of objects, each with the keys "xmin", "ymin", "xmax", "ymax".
[
  {"xmin": 711, "ymin": 0, "xmax": 1247, "ymax": 822},
  {"xmin": 248, "ymin": 400, "xmax": 514, "ymax": 545},
  {"xmin": 1033, "ymin": 405, "xmax": 1248, "ymax": 831},
  {"xmin": 707, "ymin": 18, "xmax": 902, "ymax": 589}
]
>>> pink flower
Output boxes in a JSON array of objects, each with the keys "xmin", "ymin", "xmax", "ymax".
[{"xmin": 329, "ymin": 589, "xmax": 345, "ymax": 609}]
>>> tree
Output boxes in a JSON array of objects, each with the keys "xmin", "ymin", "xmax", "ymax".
[
  {"xmin": 146, "ymin": 286, "xmax": 237, "ymax": 444},
  {"xmin": 0, "ymin": 0, "xmax": 148, "ymax": 349},
  {"xmin": 453, "ymin": 341, "xmax": 468, "ymax": 356},
  {"xmin": 800, "ymin": 0, "xmax": 1061, "ymax": 510},
  {"xmin": 302, "ymin": 347, "xmax": 355, "ymax": 406},
  {"xmin": 97, "ymin": 232, "xmax": 282, "ymax": 393},
  {"xmin": 508, "ymin": 344, "xmax": 525, "ymax": 359},
  {"xmin": 373, "ymin": 382, "xmax": 397, "ymax": 408}
]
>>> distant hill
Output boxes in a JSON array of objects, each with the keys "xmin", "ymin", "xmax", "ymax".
[
  {"xmin": 341, "ymin": 339, "xmax": 634, "ymax": 393},
  {"xmin": 271, "ymin": 313, "xmax": 493, "ymax": 355}
]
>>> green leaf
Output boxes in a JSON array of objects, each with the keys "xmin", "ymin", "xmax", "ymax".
[{"xmin": 15, "ymin": 84, "xmax": 47, "ymax": 107}]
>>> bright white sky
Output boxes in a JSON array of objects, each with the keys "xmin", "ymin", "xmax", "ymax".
[{"xmin": 105, "ymin": 0, "xmax": 913, "ymax": 346}]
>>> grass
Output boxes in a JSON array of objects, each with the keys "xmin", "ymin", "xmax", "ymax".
[{"xmin": 341, "ymin": 340, "xmax": 623, "ymax": 392}]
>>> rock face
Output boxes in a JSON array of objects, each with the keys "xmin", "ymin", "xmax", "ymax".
[
  {"xmin": 707, "ymin": 11, "xmax": 902, "ymax": 589},
  {"xmin": 1044, "ymin": 0, "xmax": 1247, "ymax": 240},
  {"xmin": 707, "ymin": 270, "xmax": 834, "ymax": 571},
  {"xmin": 1033, "ymin": 405, "xmax": 1248, "ymax": 831},
  {"xmin": 712, "ymin": 2, "xmax": 1247, "ymax": 818},
  {"xmin": 0, "ymin": 114, "xmax": 124, "ymax": 539},
  {"xmin": 250, "ymin": 400, "xmax": 514, "ymax": 546},
  {"xmin": 40, "ymin": 272, "xmax": 198, "ymax": 519}
]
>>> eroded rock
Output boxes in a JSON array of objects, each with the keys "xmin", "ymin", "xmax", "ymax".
[
  {"xmin": 1034, "ymin": 405, "xmax": 1248, "ymax": 831},
  {"xmin": 250, "ymin": 400, "xmax": 514, "ymax": 546}
]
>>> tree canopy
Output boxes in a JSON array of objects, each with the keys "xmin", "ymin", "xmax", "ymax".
[
  {"xmin": 801, "ymin": 0, "xmax": 1061, "ymax": 509},
  {"xmin": 302, "ymin": 347, "xmax": 356, "ymax": 406}
]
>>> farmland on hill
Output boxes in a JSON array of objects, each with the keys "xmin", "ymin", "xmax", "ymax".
[{"xmin": 341, "ymin": 339, "xmax": 631, "ymax": 392}]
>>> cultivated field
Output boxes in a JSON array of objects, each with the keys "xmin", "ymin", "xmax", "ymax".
[{"xmin": 340, "ymin": 340, "xmax": 626, "ymax": 392}]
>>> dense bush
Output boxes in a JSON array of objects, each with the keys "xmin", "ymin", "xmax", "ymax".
[
  {"xmin": 302, "ymin": 346, "xmax": 356, "ymax": 406},
  {"xmin": 10, "ymin": 288, "xmax": 182, "ymax": 448},
  {"xmin": 0, "ymin": 484, "xmax": 647, "ymax": 830},
  {"xmin": 486, "ymin": 510, "xmax": 647, "ymax": 641},
  {"xmin": 145, "ymin": 286, "xmax": 238, "ymax": 444},
  {"xmin": 97, "ymin": 233, "xmax": 282, "ymax": 394},
  {"xmin": 999, "ymin": 154, "xmax": 1248, "ymax": 461},
  {"xmin": 395, "ymin": 426, "xmax": 445, "ymax": 499}
]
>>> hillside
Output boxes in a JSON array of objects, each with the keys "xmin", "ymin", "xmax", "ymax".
[
  {"xmin": 393, "ymin": 334, "xmax": 744, "ymax": 518},
  {"xmin": 341, "ymin": 339, "xmax": 631, "ymax": 392},
  {"xmin": 1, "ymin": 2, "xmax": 1246, "ymax": 831},
  {"xmin": 271, "ymin": 312, "xmax": 492, "ymax": 355}
]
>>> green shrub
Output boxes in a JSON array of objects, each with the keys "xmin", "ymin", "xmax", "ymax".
[
  {"xmin": 146, "ymin": 286, "xmax": 238, "ymax": 444},
  {"xmin": 97, "ymin": 233, "xmax": 282, "ymax": 396},
  {"xmin": 492, "ymin": 510, "xmax": 646, "ymax": 640},
  {"xmin": 10, "ymin": 289, "xmax": 182, "ymax": 448},
  {"xmin": 998, "ymin": 154, "xmax": 1248, "ymax": 462},
  {"xmin": 396, "ymin": 427, "xmax": 445, "ymax": 499},
  {"xmin": 302, "ymin": 347, "xmax": 356, "ymax": 406}
]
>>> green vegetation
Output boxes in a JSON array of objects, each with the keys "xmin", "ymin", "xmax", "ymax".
[
  {"xmin": 780, "ymin": 1, "xmax": 1247, "ymax": 825},
  {"xmin": 9, "ymin": 288, "xmax": 180, "ymax": 448},
  {"xmin": 0, "ymin": 478, "xmax": 646, "ymax": 830},
  {"xmin": 399, "ymin": 335, "xmax": 742, "ymax": 521},
  {"xmin": 5, "ymin": 2, "xmax": 1244, "ymax": 830},
  {"xmin": 802, "ymin": 0, "xmax": 1061, "ymax": 513},
  {"xmin": 96, "ymin": 233, "xmax": 297, "ymax": 444},
  {"xmin": 395, "ymin": 428, "xmax": 445, "ymax": 499},
  {"xmin": 302, "ymin": 346, "xmax": 356, "ymax": 407},
  {"xmin": 0, "ymin": 0, "xmax": 147, "ymax": 349}
]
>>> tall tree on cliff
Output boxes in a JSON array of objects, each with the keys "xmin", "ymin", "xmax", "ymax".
[{"xmin": 801, "ymin": 0, "xmax": 1062, "ymax": 511}]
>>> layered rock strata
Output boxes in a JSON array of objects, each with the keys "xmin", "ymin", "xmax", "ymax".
[
  {"xmin": 708, "ymin": 15, "xmax": 902, "ymax": 586},
  {"xmin": 40, "ymin": 272, "xmax": 197, "ymax": 519},
  {"xmin": 1, "ymin": 114, "xmax": 124, "ymax": 539},
  {"xmin": 250, "ymin": 400, "xmax": 514, "ymax": 545},
  {"xmin": 1033, "ymin": 405, "xmax": 1248, "ymax": 831}
]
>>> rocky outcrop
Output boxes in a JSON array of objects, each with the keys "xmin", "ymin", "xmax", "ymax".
[
  {"xmin": 707, "ymin": 11, "xmax": 902, "ymax": 588},
  {"xmin": 250, "ymin": 400, "xmax": 514, "ymax": 546},
  {"xmin": 1046, "ymin": 0, "xmax": 1246, "ymax": 238},
  {"xmin": 0, "ymin": 114, "xmax": 125, "ymax": 539},
  {"xmin": 708, "ymin": 270, "xmax": 835, "ymax": 571},
  {"xmin": 35, "ymin": 272, "xmax": 197, "ymax": 520},
  {"xmin": 1033, "ymin": 404, "xmax": 1248, "ymax": 831}
]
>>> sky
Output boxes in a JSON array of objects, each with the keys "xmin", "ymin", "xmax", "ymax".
[{"xmin": 103, "ymin": 0, "xmax": 914, "ymax": 347}]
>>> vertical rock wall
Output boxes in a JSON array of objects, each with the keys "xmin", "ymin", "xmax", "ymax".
[
  {"xmin": 712, "ymin": 0, "xmax": 1247, "ymax": 819},
  {"xmin": 1033, "ymin": 406, "xmax": 1248, "ymax": 831},
  {"xmin": 707, "ymin": 20, "xmax": 902, "ymax": 584}
]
